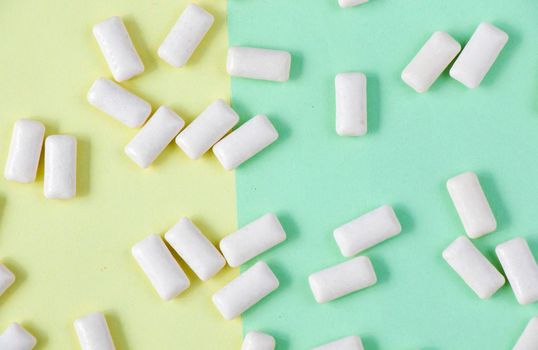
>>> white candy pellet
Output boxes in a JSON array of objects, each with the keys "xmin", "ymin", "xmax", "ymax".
[
  {"xmin": 87, "ymin": 78, "xmax": 151, "ymax": 128},
  {"xmin": 213, "ymin": 115, "xmax": 278, "ymax": 170},
  {"xmin": 312, "ymin": 336, "xmax": 364, "ymax": 350},
  {"xmin": 442, "ymin": 236, "xmax": 505, "ymax": 299},
  {"xmin": 220, "ymin": 213, "xmax": 286, "ymax": 267},
  {"xmin": 132, "ymin": 234, "xmax": 190, "ymax": 301},
  {"xmin": 333, "ymin": 205, "xmax": 401, "ymax": 257},
  {"xmin": 0, "ymin": 263, "xmax": 15, "ymax": 297},
  {"xmin": 513, "ymin": 317, "xmax": 538, "ymax": 350},
  {"xmin": 335, "ymin": 72, "xmax": 367, "ymax": 136},
  {"xmin": 401, "ymin": 31, "xmax": 461, "ymax": 93},
  {"xmin": 338, "ymin": 0, "xmax": 368, "ymax": 8},
  {"xmin": 309, "ymin": 256, "xmax": 377, "ymax": 304},
  {"xmin": 74, "ymin": 312, "xmax": 115, "ymax": 350},
  {"xmin": 0, "ymin": 323, "xmax": 36, "ymax": 350},
  {"xmin": 496, "ymin": 237, "xmax": 538, "ymax": 305},
  {"xmin": 93, "ymin": 16, "xmax": 144, "ymax": 82},
  {"xmin": 164, "ymin": 217, "xmax": 225, "ymax": 281},
  {"xmin": 175, "ymin": 99, "xmax": 239, "ymax": 159},
  {"xmin": 241, "ymin": 331, "xmax": 275, "ymax": 350},
  {"xmin": 125, "ymin": 106, "xmax": 185, "ymax": 168},
  {"xmin": 227, "ymin": 47, "xmax": 291, "ymax": 82},
  {"xmin": 450, "ymin": 22, "xmax": 508, "ymax": 88},
  {"xmin": 4, "ymin": 119, "xmax": 45, "ymax": 183},
  {"xmin": 212, "ymin": 261, "xmax": 279, "ymax": 320},
  {"xmin": 158, "ymin": 4, "xmax": 214, "ymax": 67},
  {"xmin": 44, "ymin": 135, "xmax": 77, "ymax": 199},
  {"xmin": 446, "ymin": 172, "xmax": 496, "ymax": 238}
]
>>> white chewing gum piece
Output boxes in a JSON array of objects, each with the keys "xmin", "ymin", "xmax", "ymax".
[
  {"xmin": 496, "ymin": 237, "xmax": 538, "ymax": 305},
  {"xmin": 4, "ymin": 119, "xmax": 45, "ymax": 183},
  {"xmin": 333, "ymin": 205, "xmax": 401, "ymax": 257},
  {"xmin": 212, "ymin": 261, "xmax": 279, "ymax": 319},
  {"xmin": 443, "ymin": 236, "xmax": 505, "ymax": 299},
  {"xmin": 450, "ymin": 22, "xmax": 508, "ymax": 88},
  {"xmin": 309, "ymin": 256, "xmax": 377, "ymax": 303},
  {"xmin": 447, "ymin": 172, "xmax": 496, "ymax": 238}
]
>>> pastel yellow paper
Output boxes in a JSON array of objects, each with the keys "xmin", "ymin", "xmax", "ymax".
[{"xmin": 0, "ymin": 0, "xmax": 241, "ymax": 348}]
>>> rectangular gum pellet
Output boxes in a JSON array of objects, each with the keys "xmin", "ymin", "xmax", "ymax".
[
  {"xmin": 450, "ymin": 22, "xmax": 509, "ymax": 88},
  {"xmin": 312, "ymin": 336, "xmax": 364, "ymax": 350},
  {"xmin": 87, "ymin": 78, "xmax": 152, "ymax": 128},
  {"xmin": 333, "ymin": 205, "xmax": 402, "ymax": 257},
  {"xmin": 227, "ymin": 47, "xmax": 291, "ymax": 82},
  {"xmin": 0, "ymin": 323, "xmax": 37, "ymax": 350},
  {"xmin": 0, "ymin": 263, "xmax": 15, "ymax": 296},
  {"xmin": 164, "ymin": 217, "xmax": 225, "ymax": 281},
  {"xmin": 175, "ymin": 99, "xmax": 239, "ymax": 159},
  {"xmin": 513, "ymin": 317, "xmax": 538, "ymax": 350},
  {"xmin": 212, "ymin": 261, "xmax": 279, "ymax": 320},
  {"xmin": 338, "ymin": 0, "xmax": 368, "ymax": 8},
  {"xmin": 446, "ymin": 172, "xmax": 497, "ymax": 238},
  {"xmin": 219, "ymin": 213, "xmax": 286, "ymax": 267},
  {"xmin": 93, "ymin": 16, "xmax": 144, "ymax": 81},
  {"xmin": 125, "ymin": 106, "xmax": 185, "ymax": 168},
  {"xmin": 496, "ymin": 237, "xmax": 538, "ymax": 305},
  {"xmin": 74, "ymin": 312, "xmax": 116, "ymax": 350},
  {"xmin": 308, "ymin": 256, "xmax": 377, "ymax": 303},
  {"xmin": 442, "ymin": 236, "xmax": 505, "ymax": 299},
  {"xmin": 401, "ymin": 31, "xmax": 461, "ymax": 93},
  {"xmin": 158, "ymin": 4, "xmax": 214, "ymax": 67},
  {"xmin": 335, "ymin": 72, "xmax": 367, "ymax": 136},
  {"xmin": 4, "ymin": 119, "xmax": 45, "ymax": 183},
  {"xmin": 132, "ymin": 234, "xmax": 190, "ymax": 300},
  {"xmin": 44, "ymin": 135, "xmax": 77, "ymax": 199},
  {"xmin": 213, "ymin": 115, "xmax": 279, "ymax": 170},
  {"xmin": 241, "ymin": 331, "xmax": 276, "ymax": 350}
]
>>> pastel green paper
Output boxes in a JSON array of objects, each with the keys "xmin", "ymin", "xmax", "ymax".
[{"xmin": 230, "ymin": 0, "xmax": 538, "ymax": 348}]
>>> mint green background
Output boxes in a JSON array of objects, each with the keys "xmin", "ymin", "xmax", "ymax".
[{"xmin": 229, "ymin": 0, "xmax": 538, "ymax": 349}]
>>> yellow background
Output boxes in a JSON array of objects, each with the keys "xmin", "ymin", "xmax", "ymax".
[{"xmin": 0, "ymin": 0, "xmax": 241, "ymax": 348}]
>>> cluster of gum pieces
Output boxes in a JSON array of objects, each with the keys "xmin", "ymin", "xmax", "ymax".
[{"xmin": 1, "ymin": 0, "xmax": 536, "ymax": 349}]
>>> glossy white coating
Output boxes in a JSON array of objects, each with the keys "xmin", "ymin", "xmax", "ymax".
[
  {"xmin": 220, "ymin": 213, "xmax": 286, "ymax": 267},
  {"xmin": 0, "ymin": 323, "xmax": 36, "ymax": 350},
  {"xmin": 443, "ymin": 236, "xmax": 505, "ymax": 299},
  {"xmin": 241, "ymin": 331, "xmax": 275, "ymax": 350},
  {"xmin": 335, "ymin": 72, "xmax": 367, "ymax": 136},
  {"xmin": 309, "ymin": 256, "xmax": 377, "ymax": 303},
  {"xmin": 447, "ymin": 172, "xmax": 496, "ymax": 238},
  {"xmin": 212, "ymin": 261, "xmax": 279, "ymax": 320},
  {"xmin": 175, "ymin": 99, "xmax": 239, "ymax": 159},
  {"xmin": 513, "ymin": 317, "xmax": 538, "ymax": 350},
  {"xmin": 401, "ymin": 31, "xmax": 461, "ymax": 93},
  {"xmin": 44, "ymin": 135, "xmax": 77, "ymax": 199},
  {"xmin": 312, "ymin": 336, "xmax": 364, "ymax": 350},
  {"xmin": 164, "ymin": 217, "xmax": 225, "ymax": 281},
  {"xmin": 132, "ymin": 234, "xmax": 190, "ymax": 300},
  {"xmin": 213, "ymin": 115, "xmax": 278, "ymax": 170},
  {"xmin": 87, "ymin": 78, "xmax": 151, "ymax": 128},
  {"xmin": 93, "ymin": 16, "xmax": 144, "ymax": 81},
  {"xmin": 74, "ymin": 312, "xmax": 116, "ymax": 350},
  {"xmin": 158, "ymin": 4, "xmax": 214, "ymax": 67},
  {"xmin": 125, "ymin": 106, "xmax": 185, "ymax": 168},
  {"xmin": 4, "ymin": 119, "xmax": 44, "ymax": 183},
  {"xmin": 0, "ymin": 263, "xmax": 15, "ymax": 297},
  {"xmin": 227, "ymin": 47, "xmax": 291, "ymax": 82},
  {"xmin": 496, "ymin": 237, "xmax": 538, "ymax": 305},
  {"xmin": 338, "ymin": 0, "xmax": 368, "ymax": 8},
  {"xmin": 450, "ymin": 22, "xmax": 509, "ymax": 88},
  {"xmin": 333, "ymin": 205, "xmax": 401, "ymax": 257}
]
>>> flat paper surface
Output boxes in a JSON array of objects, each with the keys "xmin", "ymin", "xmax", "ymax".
[
  {"xmin": 230, "ymin": 0, "xmax": 538, "ymax": 349},
  {"xmin": 0, "ymin": 1, "xmax": 240, "ymax": 349}
]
